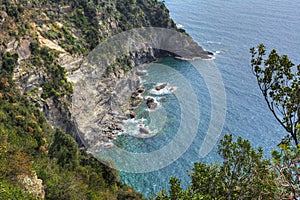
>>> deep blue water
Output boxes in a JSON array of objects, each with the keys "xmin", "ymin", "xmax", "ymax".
[{"xmin": 114, "ymin": 1, "xmax": 300, "ymax": 197}]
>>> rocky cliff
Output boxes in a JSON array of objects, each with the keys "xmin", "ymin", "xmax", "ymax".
[
  {"xmin": 0, "ymin": 0, "xmax": 212, "ymax": 198},
  {"xmin": 0, "ymin": 0, "xmax": 211, "ymax": 148}
]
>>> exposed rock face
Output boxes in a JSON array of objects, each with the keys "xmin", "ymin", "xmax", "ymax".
[
  {"xmin": 17, "ymin": 172, "xmax": 45, "ymax": 200},
  {"xmin": 70, "ymin": 53, "xmax": 154, "ymax": 147},
  {"xmin": 17, "ymin": 39, "xmax": 32, "ymax": 60},
  {"xmin": 9, "ymin": 36, "xmax": 85, "ymax": 145},
  {"xmin": 130, "ymin": 86, "xmax": 145, "ymax": 109}
]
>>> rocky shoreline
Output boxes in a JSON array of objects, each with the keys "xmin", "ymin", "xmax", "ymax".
[
  {"xmin": 68, "ymin": 26, "xmax": 214, "ymax": 149},
  {"xmin": 84, "ymin": 69, "xmax": 182, "ymax": 148},
  {"xmin": 71, "ymin": 39, "xmax": 213, "ymax": 149},
  {"xmin": 2, "ymin": 2, "xmax": 212, "ymax": 150},
  {"xmin": 8, "ymin": 31, "xmax": 212, "ymax": 150}
]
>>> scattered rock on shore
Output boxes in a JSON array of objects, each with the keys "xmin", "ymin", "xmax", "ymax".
[{"xmin": 130, "ymin": 86, "xmax": 145, "ymax": 108}]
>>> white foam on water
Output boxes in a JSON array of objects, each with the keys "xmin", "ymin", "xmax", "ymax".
[
  {"xmin": 118, "ymin": 118, "xmax": 145, "ymax": 136},
  {"xmin": 176, "ymin": 24, "xmax": 184, "ymax": 29},
  {"xmin": 149, "ymin": 83, "xmax": 177, "ymax": 95}
]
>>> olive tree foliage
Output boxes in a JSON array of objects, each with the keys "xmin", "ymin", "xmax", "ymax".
[{"xmin": 250, "ymin": 44, "xmax": 300, "ymax": 146}]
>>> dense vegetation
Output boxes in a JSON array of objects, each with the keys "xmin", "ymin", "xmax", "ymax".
[
  {"xmin": 154, "ymin": 46, "xmax": 299, "ymax": 200},
  {"xmin": 0, "ymin": 0, "xmax": 175, "ymax": 53},
  {"xmin": 0, "ymin": 0, "xmax": 176, "ymax": 98},
  {"xmin": 155, "ymin": 135, "xmax": 300, "ymax": 199},
  {"xmin": 0, "ymin": 51, "xmax": 144, "ymax": 199}
]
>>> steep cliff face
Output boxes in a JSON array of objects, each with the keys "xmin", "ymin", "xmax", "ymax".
[{"xmin": 0, "ymin": 0, "xmax": 210, "ymax": 147}]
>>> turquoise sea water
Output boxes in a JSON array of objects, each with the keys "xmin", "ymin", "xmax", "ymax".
[{"xmin": 116, "ymin": 1, "xmax": 300, "ymax": 197}]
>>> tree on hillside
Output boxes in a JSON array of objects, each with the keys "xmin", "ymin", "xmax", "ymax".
[
  {"xmin": 49, "ymin": 129, "xmax": 79, "ymax": 170},
  {"xmin": 250, "ymin": 44, "xmax": 300, "ymax": 146}
]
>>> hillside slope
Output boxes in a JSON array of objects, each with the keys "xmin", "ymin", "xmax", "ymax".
[{"xmin": 0, "ymin": 0, "xmax": 210, "ymax": 198}]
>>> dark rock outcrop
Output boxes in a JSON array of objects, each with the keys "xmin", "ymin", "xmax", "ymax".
[{"xmin": 146, "ymin": 97, "xmax": 158, "ymax": 110}]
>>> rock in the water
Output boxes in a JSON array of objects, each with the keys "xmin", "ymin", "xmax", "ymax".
[
  {"xmin": 155, "ymin": 83, "xmax": 167, "ymax": 91},
  {"xmin": 169, "ymin": 86, "xmax": 175, "ymax": 92},
  {"xmin": 139, "ymin": 127, "xmax": 150, "ymax": 134},
  {"xmin": 146, "ymin": 97, "xmax": 158, "ymax": 110}
]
